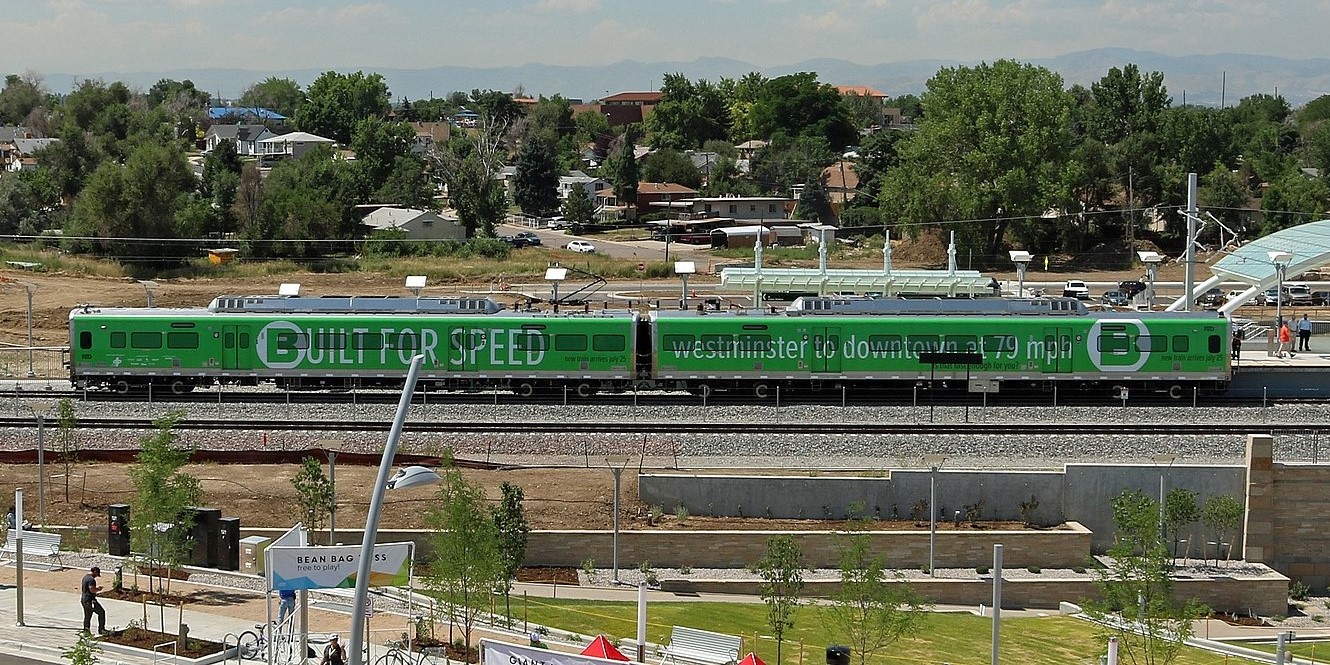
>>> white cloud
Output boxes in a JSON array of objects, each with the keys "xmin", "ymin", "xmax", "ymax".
[{"xmin": 534, "ymin": 0, "xmax": 601, "ymax": 12}]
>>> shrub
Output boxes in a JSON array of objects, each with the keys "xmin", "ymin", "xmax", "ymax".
[
  {"xmin": 674, "ymin": 504, "xmax": 689, "ymax": 524},
  {"xmin": 1292, "ymin": 580, "xmax": 1312, "ymax": 601},
  {"xmin": 1026, "ymin": 566, "xmax": 1041, "ymax": 574},
  {"xmin": 976, "ymin": 565, "xmax": 990, "ymax": 575},
  {"xmin": 582, "ymin": 558, "xmax": 596, "ymax": 576},
  {"xmin": 679, "ymin": 563, "xmax": 692, "ymax": 575}
]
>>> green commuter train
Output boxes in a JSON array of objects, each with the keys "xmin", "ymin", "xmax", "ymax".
[{"xmin": 68, "ymin": 294, "xmax": 1231, "ymax": 398}]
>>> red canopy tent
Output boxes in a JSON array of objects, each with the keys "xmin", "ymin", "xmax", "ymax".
[
  {"xmin": 581, "ymin": 635, "xmax": 631, "ymax": 662},
  {"xmin": 738, "ymin": 653, "xmax": 767, "ymax": 665}
]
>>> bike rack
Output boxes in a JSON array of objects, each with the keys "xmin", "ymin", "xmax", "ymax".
[
  {"xmin": 152, "ymin": 640, "xmax": 178, "ymax": 664},
  {"xmin": 221, "ymin": 632, "xmax": 241, "ymax": 663}
]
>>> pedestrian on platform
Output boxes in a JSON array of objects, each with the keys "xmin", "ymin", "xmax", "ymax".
[
  {"xmin": 81, "ymin": 566, "xmax": 107, "ymax": 634},
  {"xmin": 1298, "ymin": 314, "xmax": 1313, "ymax": 352},
  {"xmin": 1278, "ymin": 320, "xmax": 1294, "ymax": 358}
]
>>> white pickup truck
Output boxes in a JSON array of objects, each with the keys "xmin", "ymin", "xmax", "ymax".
[{"xmin": 1062, "ymin": 280, "xmax": 1091, "ymax": 300}]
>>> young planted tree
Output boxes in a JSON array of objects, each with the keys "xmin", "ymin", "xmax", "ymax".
[
  {"xmin": 822, "ymin": 532, "xmax": 925, "ymax": 665},
  {"xmin": 491, "ymin": 481, "xmax": 530, "ymax": 625},
  {"xmin": 756, "ymin": 535, "xmax": 805, "ymax": 665},
  {"xmin": 55, "ymin": 398, "xmax": 79, "ymax": 503},
  {"xmin": 1201, "ymin": 495, "xmax": 1244, "ymax": 561},
  {"xmin": 128, "ymin": 411, "xmax": 202, "ymax": 631},
  {"xmin": 1163, "ymin": 488, "xmax": 1200, "ymax": 560},
  {"xmin": 291, "ymin": 456, "xmax": 334, "ymax": 544},
  {"xmin": 562, "ymin": 183, "xmax": 595, "ymax": 224},
  {"xmin": 424, "ymin": 467, "xmax": 503, "ymax": 658},
  {"xmin": 1084, "ymin": 490, "xmax": 1207, "ymax": 665}
]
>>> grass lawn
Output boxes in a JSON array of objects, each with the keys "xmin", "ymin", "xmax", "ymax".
[
  {"xmin": 1233, "ymin": 638, "xmax": 1330, "ymax": 662},
  {"xmin": 508, "ymin": 596, "xmax": 1239, "ymax": 665}
]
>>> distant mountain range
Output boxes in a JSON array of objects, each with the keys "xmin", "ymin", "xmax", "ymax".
[{"xmin": 42, "ymin": 47, "xmax": 1330, "ymax": 107}]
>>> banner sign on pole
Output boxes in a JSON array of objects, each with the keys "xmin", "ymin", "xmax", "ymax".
[
  {"xmin": 267, "ymin": 542, "xmax": 413, "ymax": 591},
  {"xmin": 482, "ymin": 639, "xmax": 636, "ymax": 665}
]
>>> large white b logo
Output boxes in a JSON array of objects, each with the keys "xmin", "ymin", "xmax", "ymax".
[{"xmin": 256, "ymin": 321, "xmax": 307, "ymax": 370}]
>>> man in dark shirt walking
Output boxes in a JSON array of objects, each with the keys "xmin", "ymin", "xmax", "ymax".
[{"xmin": 80, "ymin": 566, "xmax": 106, "ymax": 634}]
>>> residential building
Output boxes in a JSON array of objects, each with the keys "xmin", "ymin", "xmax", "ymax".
[
  {"xmin": 208, "ymin": 106, "xmax": 287, "ymax": 126},
  {"xmin": 204, "ymin": 124, "xmax": 275, "ymax": 156},
  {"xmin": 361, "ymin": 207, "xmax": 465, "ymax": 241},
  {"xmin": 558, "ymin": 170, "xmax": 610, "ymax": 201},
  {"xmin": 410, "ymin": 122, "xmax": 451, "ymax": 155},
  {"xmin": 834, "ymin": 85, "xmax": 889, "ymax": 103},
  {"xmin": 595, "ymin": 91, "xmax": 662, "ymax": 126},
  {"xmin": 820, "ymin": 161, "xmax": 860, "ymax": 213},
  {"xmin": 637, "ymin": 182, "xmax": 699, "ymax": 212},
  {"xmin": 2, "ymin": 137, "xmax": 59, "ymax": 172},
  {"xmin": 256, "ymin": 131, "xmax": 336, "ymax": 160},
  {"xmin": 673, "ymin": 196, "xmax": 791, "ymax": 222}
]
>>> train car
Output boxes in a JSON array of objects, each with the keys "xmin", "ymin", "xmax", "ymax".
[
  {"xmin": 650, "ymin": 297, "xmax": 1230, "ymax": 398},
  {"xmin": 69, "ymin": 295, "xmax": 637, "ymax": 396}
]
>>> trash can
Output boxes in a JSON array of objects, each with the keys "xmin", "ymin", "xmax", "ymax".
[{"xmin": 826, "ymin": 646, "xmax": 850, "ymax": 665}]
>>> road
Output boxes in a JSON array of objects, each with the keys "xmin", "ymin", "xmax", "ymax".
[{"xmin": 498, "ymin": 223, "xmax": 711, "ymax": 262}]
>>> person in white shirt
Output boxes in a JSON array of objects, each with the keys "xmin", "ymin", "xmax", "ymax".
[{"xmin": 1298, "ymin": 314, "xmax": 1313, "ymax": 352}]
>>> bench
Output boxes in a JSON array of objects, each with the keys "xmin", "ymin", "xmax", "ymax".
[
  {"xmin": 1, "ymin": 529, "xmax": 64, "ymax": 570},
  {"xmin": 660, "ymin": 626, "xmax": 741, "ymax": 665}
]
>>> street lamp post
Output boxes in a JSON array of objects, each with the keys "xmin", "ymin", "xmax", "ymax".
[
  {"xmin": 348, "ymin": 355, "xmax": 441, "ymax": 665},
  {"xmin": 19, "ymin": 281, "xmax": 36, "ymax": 377},
  {"xmin": 1152, "ymin": 454, "xmax": 1176, "ymax": 545},
  {"xmin": 320, "ymin": 438, "xmax": 345, "ymax": 544},
  {"xmin": 924, "ymin": 455, "xmax": 948, "ymax": 577},
  {"xmin": 138, "ymin": 280, "xmax": 159, "ymax": 307},
  {"xmin": 1269, "ymin": 251, "xmax": 1292, "ymax": 342},
  {"xmin": 24, "ymin": 401, "xmax": 52, "ymax": 527},
  {"xmin": 1138, "ymin": 251, "xmax": 1163, "ymax": 310},
  {"xmin": 606, "ymin": 455, "xmax": 631, "ymax": 584},
  {"xmin": 1008, "ymin": 251, "xmax": 1031, "ymax": 298}
]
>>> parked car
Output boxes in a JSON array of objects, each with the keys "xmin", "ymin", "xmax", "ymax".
[
  {"xmin": 514, "ymin": 231, "xmax": 542, "ymax": 246},
  {"xmin": 566, "ymin": 240, "xmax": 595, "ymax": 253},
  {"xmin": 1198, "ymin": 288, "xmax": 1225, "ymax": 309},
  {"xmin": 1118, "ymin": 280, "xmax": 1147, "ymax": 298},
  {"xmin": 1287, "ymin": 284, "xmax": 1314, "ymax": 306},
  {"xmin": 1225, "ymin": 290, "xmax": 1250, "ymax": 306},
  {"xmin": 500, "ymin": 235, "xmax": 533, "ymax": 248},
  {"xmin": 1100, "ymin": 291, "xmax": 1130, "ymax": 307},
  {"xmin": 1313, "ymin": 291, "xmax": 1330, "ymax": 306},
  {"xmin": 545, "ymin": 216, "xmax": 569, "ymax": 230},
  {"xmin": 1257, "ymin": 288, "xmax": 1290, "ymax": 306},
  {"xmin": 1062, "ymin": 280, "xmax": 1091, "ymax": 300}
]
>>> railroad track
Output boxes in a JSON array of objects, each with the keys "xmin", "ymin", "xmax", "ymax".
[{"xmin": 0, "ymin": 417, "xmax": 1323, "ymax": 436}]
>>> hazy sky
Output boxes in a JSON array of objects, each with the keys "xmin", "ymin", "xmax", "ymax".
[{"xmin": 6, "ymin": 0, "xmax": 1325, "ymax": 75}]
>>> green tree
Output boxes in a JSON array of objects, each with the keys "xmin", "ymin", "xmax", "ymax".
[
  {"xmin": 296, "ymin": 70, "xmax": 390, "ymax": 144},
  {"xmin": 795, "ymin": 178, "xmax": 829, "ymax": 222},
  {"xmin": 65, "ymin": 141, "xmax": 196, "ymax": 263},
  {"xmin": 0, "ymin": 72, "xmax": 48, "ymax": 125},
  {"xmin": 492, "ymin": 481, "xmax": 530, "ymax": 624},
  {"xmin": 424, "ymin": 467, "xmax": 503, "ymax": 658},
  {"xmin": 1200, "ymin": 164, "xmax": 1250, "ymax": 236},
  {"xmin": 1307, "ymin": 122, "xmax": 1330, "ymax": 182},
  {"xmin": 430, "ymin": 119, "xmax": 508, "ymax": 237},
  {"xmin": 513, "ymin": 135, "xmax": 561, "ymax": 216},
  {"xmin": 128, "ymin": 411, "xmax": 202, "ymax": 628},
  {"xmin": 55, "ymin": 398, "xmax": 79, "ymax": 504},
  {"xmin": 291, "ymin": 456, "xmax": 335, "ymax": 544},
  {"xmin": 722, "ymin": 72, "xmax": 768, "ymax": 142},
  {"xmin": 1297, "ymin": 94, "xmax": 1330, "ymax": 127},
  {"xmin": 37, "ymin": 121, "xmax": 102, "ymax": 203},
  {"xmin": 375, "ymin": 156, "xmax": 435, "ymax": 209},
  {"xmin": 879, "ymin": 60, "xmax": 1073, "ymax": 259},
  {"xmin": 1084, "ymin": 489, "xmax": 1207, "ymax": 665},
  {"xmin": 822, "ymin": 532, "xmax": 925, "ymax": 665},
  {"xmin": 756, "ymin": 535, "xmax": 805, "ymax": 665},
  {"xmin": 1260, "ymin": 169, "xmax": 1330, "ymax": 234},
  {"xmin": 1163, "ymin": 488, "xmax": 1200, "ymax": 560},
  {"xmin": 751, "ymin": 133, "xmax": 834, "ymax": 195},
  {"xmin": 841, "ymin": 92, "xmax": 885, "ymax": 130},
  {"xmin": 350, "ymin": 116, "xmax": 415, "ymax": 194},
  {"xmin": 469, "ymin": 89, "xmax": 524, "ymax": 127},
  {"xmin": 646, "ymin": 73, "xmax": 730, "ymax": 150},
  {"xmin": 238, "ymin": 77, "xmax": 305, "ymax": 119},
  {"xmin": 562, "ymin": 183, "xmax": 595, "ymax": 224},
  {"xmin": 0, "ymin": 168, "xmax": 63, "ymax": 236},
  {"xmin": 1201, "ymin": 495, "xmax": 1244, "ymax": 561},
  {"xmin": 604, "ymin": 137, "xmax": 639, "ymax": 206},
  {"xmin": 1087, "ymin": 64, "xmax": 1172, "ymax": 214},
  {"xmin": 251, "ymin": 145, "xmax": 361, "ymax": 257},
  {"xmin": 641, "ymin": 148, "xmax": 702, "ymax": 189},
  {"xmin": 146, "ymin": 78, "xmax": 210, "ymax": 112},
  {"xmin": 751, "ymin": 72, "xmax": 858, "ymax": 150}
]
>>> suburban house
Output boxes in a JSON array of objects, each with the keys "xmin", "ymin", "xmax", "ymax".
[
  {"xmin": 208, "ymin": 106, "xmax": 287, "ymax": 127},
  {"xmin": 361, "ymin": 207, "xmax": 465, "ymax": 242},
  {"xmin": 675, "ymin": 196, "xmax": 791, "ymax": 222},
  {"xmin": 820, "ymin": 160, "xmax": 861, "ymax": 213},
  {"xmin": 595, "ymin": 91, "xmax": 662, "ymax": 126},
  {"xmin": 410, "ymin": 122, "xmax": 451, "ymax": 155},
  {"xmin": 834, "ymin": 85, "xmax": 889, "ymax": 103},
  {"xmin": 256, "ymin": 131, "xmax": 336, "ymax": 160},
  {"xmin": 204, "ymin": 124, "xmax": 275, "ymax": 156},
  {"xmin": 636, "ymin": 182, "xmax": 699, "ymax": 212},
  {"xmin": 2, "ymin": 137, "xmax": 59, "ymax": 172},
  {"xmin": 558, "ymin": 170, "xmax": 610, "ymax": 201}
]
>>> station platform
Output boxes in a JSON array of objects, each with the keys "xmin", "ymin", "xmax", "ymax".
[{"xmin": 1231, "ymin": 337, "xmax": 1330, "ymax": 397}]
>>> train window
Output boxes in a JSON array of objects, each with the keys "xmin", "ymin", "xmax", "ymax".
[
  {"xmin": 515, "ymin": 332, "xmax": 548, "ymax": 351},
  {"xmin": 167, "ymin": 332, "xmax": 199, "ymax": 349},
  {"xmin": 907, "ymin": 335, "xmax": 940, "ymax": 353},
  {"xmin": 982, "ymin": 335, "xmax": 1015, "ymax": 353},
  {"xmin": 1208, "ymin": 335, "xmax": 1221, "ymax": 354},
  {"xmin": 80, "ymin": 331, "xmax": 92, "ymax": 349},
  {"xmin": 1172, "ymin": 336, "xmax": 1190, "ymax": 353},
  {"xmin": 869, "ymin": 335, "xmax": 902, "ymax": 352},
  {"xmin": 353, "ymin": 332, "xmax": 384, "ymax": 350},
  {"xmin": 554, "ymin": 334, "xmax": 587, "ymax": 352},
  {"xmin": 593, "ymin": 335, "xmax": 626, "ymax": 352},
  {"xmin": 131, "ymin": 331, "xmax": 162, "ymax": 349},
  {"xmin": 945, "ymin": 335, "xmax": 978, "ymax": 352},
  {"xmin": 663, "ymin": 334, "xmax": 693, "ymax": 351},
  {"xmin": 240, "ymin": 332, "xmax": 250, "ymax": 349},
  {"xmin": 1136, "ymin": 335, "xmax": 1166, "ymax": 352},
  {"xmin": 224, "ymin": 332, "xmax": 235, "ymax": 348},
  {"xmin": 275, "ymin": 331, "xmax": 309, "ymax": 351},
  {"xmin": 1098, "ymin": 334, "xmax": 1130, "ymax": 353},
  {"xmin": 110, "ymin": 332, "xmax": 126, "ymax": 349}
]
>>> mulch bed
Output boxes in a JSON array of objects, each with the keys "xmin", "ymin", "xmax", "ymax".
[
  {"xmin": 101, "ymin": 587, "xmax": 191, "ymax": 605},
  {"xmin": 102, "ymin": 626, "xmax": 226, "ymax": 659},
  {"xmin": 516, "ymin": 567, "xmax": 580, "ymax": 585},
  {"xmin": 413, "ymin": 637, "xmax": 479, "ymax": 663},
  {"xmin": 1211, "ymin": 611, "xmax": 1271, "ymax": 626}
]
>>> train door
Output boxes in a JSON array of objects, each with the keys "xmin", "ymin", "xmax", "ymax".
[
  {"xmin": 221, "ymin": 325, "xmax": 251, "ymax": 369},
  {"xmin": 450, "ymin": 327, "xmax": 486, "ymax": 372},
  {"xmin": 1040, "ymin": 327, "xmax": 1070, "ymax": 373},
  {"xmin": 813, "ymin": 326, "xmax": 842, "ymax": 373}
]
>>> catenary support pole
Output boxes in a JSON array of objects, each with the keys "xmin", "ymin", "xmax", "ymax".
[{"xmin": 992, "ymin": 544, "xmax": 1003, "ymax": 665}]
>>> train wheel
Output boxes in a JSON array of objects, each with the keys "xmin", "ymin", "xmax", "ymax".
[
  {"xmin": 753, "ymin": 383, "xmax": 770, "ymax": 399},
  {"xmin": 576, "ymin": 383, "xmax": 593, "ymax": 398},
  {"xmin": 1111, "ymin": 384, "xmax": 1127, "ymax": 399},
  {"xmin": 170, "ymin": 380, "xmax": 191, "ymax": 395},
  {"xmin": 696, "ymin": 384, "xmax": 713, "ymax": 399},
  {"xmin": 1168, "ymin": 384, "xmax": 1184, "ymax": 400},
  {"xmin": 516, "ymin": 382, "xmax": 535, "ymax": 398},
  {"xmin": 115, "ymin": 380, "xmax": 130, "ymax": 395}
]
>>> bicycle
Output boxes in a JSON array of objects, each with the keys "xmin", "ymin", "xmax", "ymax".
[
  {"xmin": 236, "ymin": 619, "xmax": 310, "ymax": 662},
  {"xmin": 374, "ymin": 640, "xmax": 443, "ymax": 665}
]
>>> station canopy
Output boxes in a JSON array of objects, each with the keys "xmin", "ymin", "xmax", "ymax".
[
  {"xmin": 1171, "ymin": 218, "xmax": 1330, "ymax": 313},
  {"xmin": 720, "ymin": 267, "xmax": 994, "ymax": 297}
]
